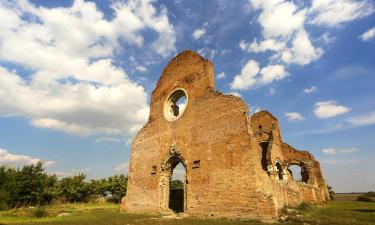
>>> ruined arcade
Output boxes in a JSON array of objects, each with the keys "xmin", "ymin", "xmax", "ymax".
[{"xmin": 122, "ymin": 50, "xmax": 329, "ymax": 221}]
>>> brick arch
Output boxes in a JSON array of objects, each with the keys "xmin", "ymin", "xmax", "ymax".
[
  {"xmin": 159, "ymin": 143, "xmax": 188, "ymax": 213},
  {"xmin": 285, "ymin": 159, "xmax": 310, "ymax": 183}
]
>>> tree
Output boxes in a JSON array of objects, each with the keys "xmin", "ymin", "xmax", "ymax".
[
  {"xmin": 170, "ymin": 180, "xmax": 183, "ymax": 190},
  {"xmin": 58, "ymin": 174, "xmax": 90, "ymax": 203},
  {"xmin": 327, "ymin": 185, "xmax": 335, "ymax": 200},
  {"xmin": 89, "ymin": 174, "xmax": 127, "ymax": 203},
  {"xmin": 5, "ymin": 162, "xmax": 57, "ymax": 207}
]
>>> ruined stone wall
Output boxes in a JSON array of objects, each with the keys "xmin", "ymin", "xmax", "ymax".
[{"xmin": 123, "ymin": 50, "xmax": 328, "ymax": 221}]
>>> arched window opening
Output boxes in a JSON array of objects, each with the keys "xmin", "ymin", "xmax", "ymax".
[
  {"xmin": 288, "ymin": 164, "xmax": 308, "ymax": 183},
  {"xmin": 275, "ymin": 161, "xmax": 283, "ymax": 180},
  {"xmin": 169, "ymin": 162, "xmax": 186, "ymax": 213}
]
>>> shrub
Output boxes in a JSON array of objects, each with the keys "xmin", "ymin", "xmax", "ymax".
[
  {"xmin": 33, "ymin": 206, "xmax": 46, "ymax": 218},
  {"xmin": 327, "ymin": 185, "xmax": 335, "ymax": 200},
  {"xmin": 297, "ymin": 202, "xmax": 310, "ymax": 211},
  {"xmin": 366, "ymin": 191, "xmax": 375, "ymax": 197},
  {"xmin": 357, "ymin": 194, "xmax": 372, "ymax": 202}
]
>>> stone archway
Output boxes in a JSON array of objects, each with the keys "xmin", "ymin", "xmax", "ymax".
[
  {"xmin": 286, "ymin": 160, "xmax": 310, "ymax": 183},
  {"xmin": 159, "ymin": 144, "xmax": 188, "ymax": 214}
]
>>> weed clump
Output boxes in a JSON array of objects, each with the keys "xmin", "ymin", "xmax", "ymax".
[
  {"xmin": 297, "ymin": 202, "xmax": 310, "ymax": 211},
  {"xmin": 33, "ymin": 206, "xmax": 46, "ymax": 218}
]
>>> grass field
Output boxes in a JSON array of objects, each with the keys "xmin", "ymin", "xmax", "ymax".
[{"xmin": 0, "ymin": 201, "xmax": 374, "ymax": 225}]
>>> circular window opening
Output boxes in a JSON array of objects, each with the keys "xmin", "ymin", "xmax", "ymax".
[{"xmin": 164, "ymin": 89, "xmax": 188, "ymax": 121}]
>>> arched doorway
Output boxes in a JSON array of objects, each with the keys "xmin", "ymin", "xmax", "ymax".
[
  {"xmin": 169, "ymin": 163, "xmax": 186, "ymax": 213},
  {"xmin": 160, "ymin": 146, "xmax": 187, "ymax": 214}
]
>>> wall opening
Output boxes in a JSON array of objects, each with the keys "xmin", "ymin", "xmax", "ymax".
[
  {"xmin": 259, "ymin": 142, "xmax": 268, "ymax": 171},
  {"xmin": 164, "ymin": 89, "xmax": 187, "ymax": 121},
  {"xmin": 275, "ymin": 161, "xmax": 283, "ymax": 180},
  {"xmin": 288, "ymin": 164, "xmax": 308, "ymax": 183},
  {"xmin": 169, "ymin": 162, "xmax": 186, "ymax": 213}
]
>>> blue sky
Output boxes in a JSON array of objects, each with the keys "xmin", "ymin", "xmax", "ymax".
[{"xmin": 0, "ymin": 0, "xmax": 374, "ymax": 192}]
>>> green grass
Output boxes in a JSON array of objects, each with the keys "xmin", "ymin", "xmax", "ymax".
[{"xmin": 0, "ymin": 201, "xmax": 374, "ymax": 225}]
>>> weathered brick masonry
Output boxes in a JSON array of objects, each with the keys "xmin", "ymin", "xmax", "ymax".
[{"xmin": 122, "ymin": 50, "xmax": 329, "ymax": 221}]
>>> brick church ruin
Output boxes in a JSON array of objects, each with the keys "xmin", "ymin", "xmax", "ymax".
[{"xmin": 122, "ymin": 50, "xmax": 329, "ymax": 221}]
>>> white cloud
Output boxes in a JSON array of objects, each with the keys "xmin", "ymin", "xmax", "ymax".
[
  {"xmin": 303, "ymin": 86, "xmax": 317, "ymax": 94},
  {"xmin": 197, "ymin": 48, "xmax": 217, "ymax": 59},
  {"xmin": 230, "ymin": 59, "xmax": 260, "ymax": 90},
  {"xmin": 282, "ymin": 29, "xmax": 323, "ymax": 65},
  {"xmin": 285, "ymin": 112, "xmax": 305, "ymax": 121},
  {"xmin": 228, "ymin": 92, "xmax": 242, "ymax": 97},
  {"xmin": 259, "ymin": 64, "xmax": 289, "ymax": 84},
  {"xmin": 241, "ymin": 39, "xmax": 286, "ymax": 53},
  {"xmin": 114, "ymin": 161, "xmax": 129, "ymax": 174},
  {"xmin": 359, "ymin": 26, "xmax": 375, "ymax": 41},
  {"xmin": 239, "ymin": 0, "xmax": 373, "ymax": 93},
  {"xmin": 135, "ymin": 66, "xmax": 147, "ymax": 72},
  {"xmin": 0, "ymin": 0, "xmax": 175, "ymax": 137},
  {"xmin": 314, "ymin": 101, "xmax": 351, "ymax": 118},
  {"xmin": 0, "ymin": 67, "xmax": 149, "ymax": 136},
  {"xmin": 347, "ymin": 111, "xmax": 375, "ymax": 126},
  {"xmin": 217, "ymin": 72, "xmax": 226, "ymax": 79},
  {"xmin": 309, "ymin": 0, "xmax": 374, "ymax": 27},
  {"xmin": 0, "ymin": 147, "xmax": 55, "ymax": 167},
  {"xmin": 239, "ymin": 40, "xmax": 249, "ymax": 51},
  {"xmin": 192, "ymin": 28, "xmax": 206, "ymax": 40},
  {"xmin": 250, "ymin": 0, "xmax": 307, "ymax": 38},
  {"xmin": 318, "ymin": 32, "xmax": 336, "ymax": 45},
  {"xmin": 322, "ymin": 148, "xmax": 357, "ymax": 155}
]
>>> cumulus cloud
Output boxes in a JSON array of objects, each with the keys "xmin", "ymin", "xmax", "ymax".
[
  {"xmin": 309, "ymin": 0, "xmax": 374, "ymax": 27},
  {"xmin": 0, "ymin": 67, "xmax": 149, "ymax": 136},
  {"xmin": 217, "ymin": 72, "xmax": 226, "ymax": 79},
  {"xmin": 259, "ymin": 64, "xmax": 289, "ymax": 84},
  {"xmin": 285, "ymin": 112, "xmax": 305, "ymax": 121},
  {"xmin": 322, "ymin": 148, "xmax": 357, "ymax": 155},
  {"xmin": 282, "ymin": 29, "xmax": 323, "ymax": 65},
  {"xmin": 0, "ymin": 0, "xmax": 177, "ymax": 137},
  {"xmin": 359, "ymin": 27, "xmax": 375, "ymax": 41},
  {"xmin": 192, "ymin": 28, "xmax": 206, "ymax": 40},
  {"xmin": 237, "ymin": 0, "xmax": 373, "ymax": 90},
  {"xmin": 240, "ymin": 39, "xmax": 286, "ymax": 53},
  {"xmin": 314, "ymin": 101, "xmax": 351, "ymax": 118},
  {"xmin": 231, "ymin": 60, "xmax": 260, "ymax": 90},
  {"xmin": 347, "ymin": 111, "xmax": 375, "ymax": 126},
  {"xmin": 135, "ymin": 66, "xmax": 147, "ymax": 72},
  {"xmin": 235, "ymin": 0, "xmax": 325, "ymax": 90},
  {"xmin": 231, "ymin": 63, "xmax": 288, "ymax": 90},
  {"xmin": 0, "ymin": 148, "xmax": 55, "ymax": 167},
  {"xmin": 228, "ymin": 91, "xmax": 242, "ymax": 97},
  {"xmin": 250, "ymin": 0, "xmax": 306, "ymax": 38},
  {"xmin": 303, "ymin": 86, "xmax": 318, "ymax": 94}
]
